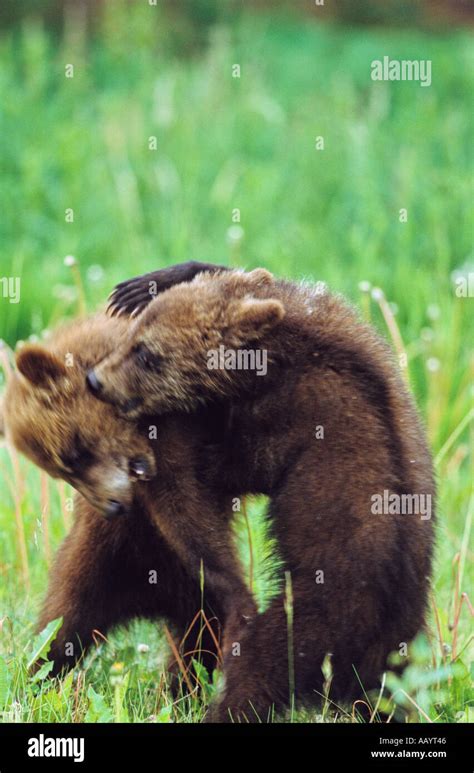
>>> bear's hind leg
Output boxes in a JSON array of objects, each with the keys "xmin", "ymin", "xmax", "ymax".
[{"xmin": 206, "ymin": 590, "xmax": 325, "ymax": 723}]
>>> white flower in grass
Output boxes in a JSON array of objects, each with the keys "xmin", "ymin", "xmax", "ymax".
[
  {"xmin": 226, "ymin": 225, "xmax": 244, "ymax": 245},
  {"xmin": 87, "ymin": 264, "xmax": 105, "ymax": 282},
  {"xmin": 371, "ymin": 287, "xmax": 384, "ymax": 302},
  {"xmin": 426, "ymin": 357, "xmax": 440, "ymax": 373},
  {"xmin": 427, "ymin": 304, "xmax": 440, "ymax": 321}
]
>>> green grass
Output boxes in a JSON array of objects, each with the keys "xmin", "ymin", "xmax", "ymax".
[{"xmin": 0, "ymin": 4, "xmax": 472, "ymax": 723}]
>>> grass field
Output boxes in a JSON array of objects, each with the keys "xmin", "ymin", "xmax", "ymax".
[{"xmin": 0, "ymin": 4, "xmax": 472, "ymax": 723}]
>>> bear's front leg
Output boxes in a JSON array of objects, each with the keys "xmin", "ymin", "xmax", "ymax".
[
  {"xmin": 107, "ymin": 261, "xmax": 229, "ymax": 318},
  {"xmin": 146, "ymin": 482, "xmax": 257, "ymax": 651},
  {"xmin": 35, "ymin": 495, "xmax": 174, "ymax": 674}
]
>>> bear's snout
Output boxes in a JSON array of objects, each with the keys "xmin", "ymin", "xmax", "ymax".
[{"xmin": 104, "ymin": 499, "xmax": 128, "ymax": 519}]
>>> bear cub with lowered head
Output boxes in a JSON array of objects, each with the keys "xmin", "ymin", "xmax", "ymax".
[
  {"xmin": 1, "ymin": 312, "xmax": 241, "ymax": 684},
  {"xmin": 90, "ymin": 267, "xmax": 435, "ymax": 721},
  {"xmin": 1, "ymin": 263, "xmax": 263, "ymax": 702}
]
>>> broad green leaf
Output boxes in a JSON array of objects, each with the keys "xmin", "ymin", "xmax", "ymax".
[
  {"xmin": 31, "ymin": 660, "xmax": 54, "ymax": 684},
  {"xmin": 27, "ymin": 617, "xmax": 63, "ymax": 671},
  {"xmin": 85, "ymin": 685, "xmax": 113, "ymax": 723}
]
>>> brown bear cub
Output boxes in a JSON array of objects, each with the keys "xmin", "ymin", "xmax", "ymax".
[
  {"xmin": 2, "ymin": 262, "xmax": 259, "ymax": 691},
  {"xmin": 5, "ymin": 315, "xmax": 157, "ymax": 517},
  {"xmin": 2, "ymin": 311, "xmax": 240, "ymax": 682},
  {"xmin": 4, "ymin": 259, "xmax": 227, "ymax": 518},
  {"xmin": 91, "ymin": 267, "xmax": 435, "ymax": 721}
]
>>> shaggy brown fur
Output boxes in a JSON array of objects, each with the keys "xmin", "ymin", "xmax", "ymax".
[
  {"xmin": 2, "ymin": 313, "xmax": 235, "ymax": 679},
  {"xmin": 4, "ymin": 316, "xmax": 157, "ymax": 516},
  {"xmin": 2, "ymin": 273, "xmax": 261, "ymax": 684},
  {"xmin": 90, "ymin": 267, "xmax": 436, "ymax": 721},
  {"xmin": 36, "ymin": 491, "xmax": 224, "ymax": 683}
]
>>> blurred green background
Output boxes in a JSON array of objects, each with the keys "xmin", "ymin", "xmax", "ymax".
[
  {"xmin": 0, "ymin": 0, "xmax": 472, "ymax": 723},
  {"xmin": 0, "ymin": 1, "xmax": 472, "ymax": 444}
]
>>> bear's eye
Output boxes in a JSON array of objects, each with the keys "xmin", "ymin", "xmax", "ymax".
[
  {"xmin": 133, "ymin": 343, "xmax": 162, "ymax": 372},
  {"xmin": 60, "ymin": 434, "xmax": 95, "ymax": 473}
]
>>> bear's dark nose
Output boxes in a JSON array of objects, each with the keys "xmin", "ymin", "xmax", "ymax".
[
  {"xmin": 104, "ymin": 500, "xmax": 127, "ymax": 519},
  {"xmin": 86, "ymin": 369, "xmax": 102, "ymax": 395}
]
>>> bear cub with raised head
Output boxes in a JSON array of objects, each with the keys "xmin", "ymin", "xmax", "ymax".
[{"xmin": 90, "ymin": 266, "xmax": 435, "ymax": 721}]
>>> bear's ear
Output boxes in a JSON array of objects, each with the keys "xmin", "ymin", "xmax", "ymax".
[
  {"xmin": 244, "ymin": 268, "xmax": 274, "ymax": 287},
  {"xmin": 16, "ymin": 345, "xmax": 67, "ymax": 388},
  {"xmin": 228, "ymin": 298, "xmax": 285, "ymax": 342}
]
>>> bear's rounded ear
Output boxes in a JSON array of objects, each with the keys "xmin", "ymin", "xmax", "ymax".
[
  {"xmin": 244, "ymin": 268, "xmax": 274, "ymax": 287},
  {"xmin": 16, "ymin": 345, "xmax": 67, "ymax": 388},
  {"xmin": 229, "ymin": 298, "xmax": 285, "ymax": 342}
]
